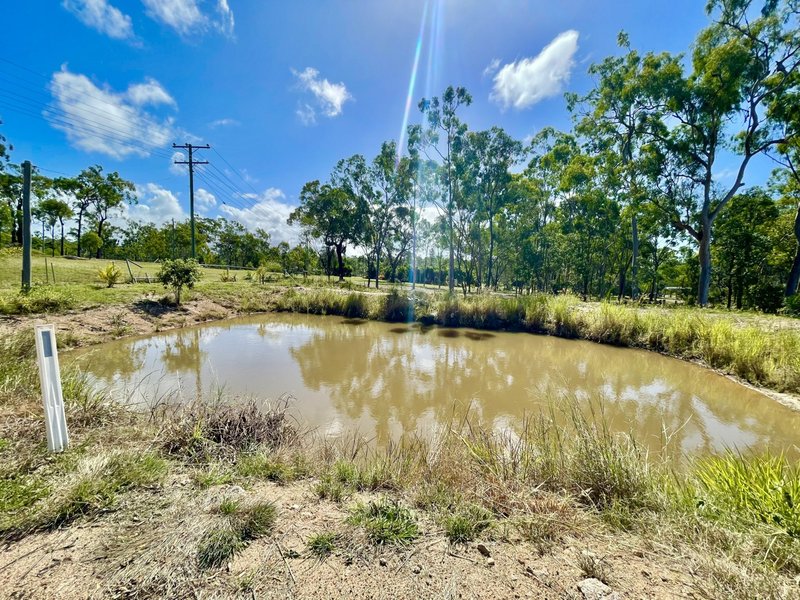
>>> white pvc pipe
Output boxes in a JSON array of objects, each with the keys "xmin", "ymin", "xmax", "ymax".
[{"xmin": 34, "ymin": 325, "xmax": 69, "ymax": 452}]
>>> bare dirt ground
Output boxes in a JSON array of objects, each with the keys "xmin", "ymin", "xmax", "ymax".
[
  {"xmin": 0, "ymin": 480, "xmax": 701, "ymax": 600},
  {"xmin": 0, "ymin": 294, "xmax": 238, "ymax": 348}
]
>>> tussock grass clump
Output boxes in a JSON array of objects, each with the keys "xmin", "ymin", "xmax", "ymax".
[
  {"xmin": 236, "ymin": 501, "xmax": 278, "ymax": 540},
  {"xmin": 61, "ymin": 370, "xmax": 117, "ymax": 427},
  {"xmin": 162, "ymin": 398, "xmax": 297, "ymax": 460},
  {"xmin": 577, "ymin": 551, "xmax": 612, "ymax": 583},
  {"xmin": 197, "ymin": 501, "xmax": 277, "ymax": 570},
  {"xmin": 315, "ymin": 476, "xmax": 348, "ymax": 502},
  {"xmin": 307, "ymin": 531, "xmax": 338, "ymax": 558},
  {"xmin": 235, "ymin": 451, "xmax": 308, "ymax": 484},
  {"xmin": 442, "ymin": 503, "xmax": 493, "ymax": 544},
  {"xmin": 0, "ymin": 286, "xmax": 77, "ymax": 315},
  {"xmin": 197, "ymin": 525, "xmax": 244, "ymax": 569},
  {"xmin": 348, "ymin": 498, "xmax": 419, "ymax": 545},
  {"xmin": 383, "ymin": 289, "xmax": 414, "ymax": 322},
  {"xmin": 343, "ymin": 293, "xmax": 370, "ymax": 318}
]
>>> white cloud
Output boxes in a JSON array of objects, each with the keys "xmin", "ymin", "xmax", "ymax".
[
  {"xmin": 209, "ymin": 117, "xmax": 240, "ymax": 128},
  {"xmin": 482, "ymin": 58, "xmax": 501, "ymax": 78},
  {"xmin": 127, "ymin": 78, "xmax": 176, "ymax": 107},
  {"xmin": 63, "ymin": 0, "xmax": 134, "ymax": 40},
  {"xmin": 491, "ymin": 30, "xmax": 579, "ymax": 110},
  {"xmin": 170, "ymin": 151, "xmax": 187, "ymax": 175},
  {"xmin": 292, "ymin": 67, "xmax": 352, "ymax": 125},
  {"xmin": 219, "ymin": 188, "xmax": 301, "ymax": 244},
  {"xmin": 215, "ymin": 0, "xmax": 234, "ymax": 36},
  {"xmin": 48, "ymin": 67, "xmax": 177, "ymax": 159},
  {"xmin": 141, "ymin": 0, "xmax": 235, "ymax": 37},
  {"xmin": 195, "ymin": 188, "xmax": 217, "ymax": 214},
  {"xmin": 114, "ymin": 183, "xmax": 186, "ymax": 227}
]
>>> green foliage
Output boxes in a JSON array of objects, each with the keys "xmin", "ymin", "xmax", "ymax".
[
  {"xmin": 79, "ymin": 231, "xmax": 102, "ymax": 257},
  {"xmin": 691, "ymin": 453, "xmax": 800, "ymax": 539},
  {"xmin": 157, "ymin": 259, "xmax": 202, "ymax": 304},
  {"xmin": 97, "ymin": 262, "xmax": 123, "ymax": 288}
]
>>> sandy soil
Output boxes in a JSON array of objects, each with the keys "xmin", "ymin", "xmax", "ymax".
[{"xmin": 0, "ymin": 480, "xmax": 700, "ymax": 600}]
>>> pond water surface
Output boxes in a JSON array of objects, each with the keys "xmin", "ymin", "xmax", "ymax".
[{"xmin": 70, "ymin": 313, "xmax": 800, "ymax": 457}]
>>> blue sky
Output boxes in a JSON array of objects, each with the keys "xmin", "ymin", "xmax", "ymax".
[{"xmin": 0, "ymin": 0, "xmax": 770, "ymax": 244}]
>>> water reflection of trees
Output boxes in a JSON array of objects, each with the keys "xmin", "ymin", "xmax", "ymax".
[
  {"xmin": 75, "ymin": 314, "xmax": 800, "ymax": 457},
  {"xmin": 290, "ymin": 320, "xmax": 799, "ymax": 455}
]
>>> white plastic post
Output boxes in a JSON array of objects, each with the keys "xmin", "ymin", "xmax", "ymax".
[{"xmin": 34, "ymin": 325, "xmax": 69, "ymax": 452}]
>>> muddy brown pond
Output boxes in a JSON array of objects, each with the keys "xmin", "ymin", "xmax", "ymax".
[{"xmin": 70, "ymin": 313, "xmax": 800, "ymax": 458}]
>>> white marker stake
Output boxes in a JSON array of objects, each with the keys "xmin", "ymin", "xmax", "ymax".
[{"xmin": 34, "ymin": 325, "xmax": 69, "ymax": 452}]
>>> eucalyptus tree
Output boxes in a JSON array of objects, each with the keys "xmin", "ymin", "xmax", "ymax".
[
  {"xmin": 570, "ymin": 32, "xmax": 652, "ymax": 298},
  {"xmin": 632, "ymin": 0, "xmax": 799, "ymax": 305},
  {"xmin": 288, "ymin": 180, "xmax": 363, "ymax": 281},
  {"xmin": 356, "ymin": 142, "xmax": 414, "ymax": 288},
  {"xmin": 37, "ymin": 198, "xmax": 72, "ymax": 256},
  {"xmin": 461, "ymin": 127, "xmax": 524, "ymax": 289},
  {"xmin": 418, "ymin": 86, "xmax": 473, "ymax": 292},
  {"xmin": 524, "ymin": 128, "xmax": 579, "ymax": 291},
  {"xmin": 73, "ymin": 166, "xmax": 135, "ymax": 257},
  {"xmin": 713, "ymin": 188, "xmax": 780, "ymax": 309}
]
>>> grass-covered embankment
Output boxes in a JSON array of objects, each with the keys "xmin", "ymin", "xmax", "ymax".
[{"xmin": 1, "ymin": 330, "xmax": 799, "ymax": 598}]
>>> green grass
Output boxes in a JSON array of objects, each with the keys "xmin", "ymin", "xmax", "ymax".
[
  {"xmin": 307, "ymin": 531, "xmax": 338, "ymax": 558},
  {"xmin": 348, "ymin": 498, "xmax": 420, "ymax": 545},
  {"xmin": 218, "ymin": 498, "xmax": 241, "ymax": 515},
  {"xmin": 442, "ymin": 504, "xmax": 493, "ymax": 544},
  {"xmin": 196, "ymin": 501, "xmax": 277, "ymax": 570},
  {"xmin": 235, "ymin": 452, "xmax": 306, "ymax": 484},
  {"xmin": 197, "ymin": 526, "xmax": 244, "ymax": 570},
  {"xmin": 0, "ymin": 450, "xmax": 166, "ymax": 539},
  {"xmin": 236, "ymin": 501, "xmax": 278, "ymax": 541}
]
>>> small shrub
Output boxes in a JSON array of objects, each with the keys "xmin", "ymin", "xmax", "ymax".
[
  {"xmin": 307, "ymin": 531, "xmax": 338, "ymax": 558},
  {"xmin": 197, "ymin": 526, "xmax": 244, "ymax": 570},
  {"xmin": 97, "ymin": 262, "xmax": 123, "ymax": 288},
  {"xmin": 348, "ymin": 499, "xmax": 419, "ymax": 545},
  {"xmin": 157, "ymin": 259, "xmax": 202, "ymax": 305}
]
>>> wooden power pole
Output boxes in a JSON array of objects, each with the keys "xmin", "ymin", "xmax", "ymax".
[
  {"xmin": 21, "ymin": 160, "xmax": 31, "ymax": 291},
  {"xmin": 173, "ymin": 143, "xmax": 209, "ymax": 260}
]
